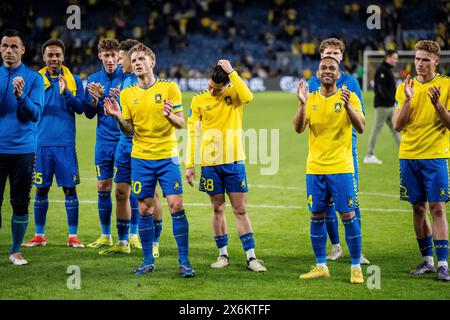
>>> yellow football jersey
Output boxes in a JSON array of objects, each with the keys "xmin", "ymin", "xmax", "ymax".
[
  {"xmin": 396, "ymin": 74, "xmax": 450, "ymax": 159},
  {"xmin": 120, "ymin": 79, "xmax": 183, "ymax": 160},
  {"xmin": 186, "ymin": 71, "xmax": 253, "ymax": 167},
  {"xmin": 306, "ymin": 89, "xmax": 363, "ymax": 174}
]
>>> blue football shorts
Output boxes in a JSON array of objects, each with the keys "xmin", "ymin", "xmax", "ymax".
[
  {"xmin": 199, "ymin": 161, "xmax": 248, "ymax": 195},
  {"xmin": 131, "ymin": 157, "xmax": 183, "ymax": 199},
  {"xmin": 306, "ymin": 173, "xmax": 357, "ymax": 214},
  {"xmin": 114, "ymin": 143, "xmax": 132, "ymax": 184},
  {"xmin": 400, "ymin": 159, "xmax": 449, "ymax": 204},
  {"xmin": 34, "ymin": 146, "xmax": 80, "ymax": 188},
  {"xmin": 94, "ymin": 142, "xmax": 118, "ymax": 180}
]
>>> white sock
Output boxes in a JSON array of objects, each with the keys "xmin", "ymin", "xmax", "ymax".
[
  {"xmin": 219, "ymin": 246, "xmax": 228, "ymax": 257},
  {"xmin": 153, "ymin": 242, "xmax": 159, "ymax": 247},
  {"xmin": 69, "ymin": 234, "xmax": 77, "ymax": 238},
  {"xmin": 129, "ymin": 234, "xmax": 138, "ymax": 239},
  {"xmin": 36, "ymin": 233, "xmax": 44, "ymax": 238},
  {"xmin": 351, "ymin": 264, "xmax": 361, "ymax": 270},
  {"xmin": 316, "ymin": 263, "xmax": 327, "ymax": 269},
  {"xmin": 424, "ymin": 256, "xmax": 434, "ymax": 265},
  {"xmin": 438, "ymin": 261, "xmax": 448, "ymax": 268},
  {"xmin": 118, "ymin": 240, "xmax": 128, "ymax": 246},
  {"xmin": 332, "ymin": 244, "xmax": 341, "ymax": 249},
  {"xmin": 246, "ymin": 248, "xmax": 256, "ymax": 261},
  {"xmin": 101, "ymin": 234, "xmax": 111, "ymax": 238}
]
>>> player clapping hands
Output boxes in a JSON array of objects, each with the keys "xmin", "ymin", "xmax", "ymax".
[{"xmin": 12, "ymin": 76, "xmax": 25, "ymax": 98}]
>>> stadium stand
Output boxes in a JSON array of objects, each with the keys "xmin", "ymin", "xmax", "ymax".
[{"xmin": 0, "ymin": 0, "xmax": 449, "ymax": 80}]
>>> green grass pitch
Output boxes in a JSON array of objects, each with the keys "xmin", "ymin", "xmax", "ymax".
[{"xmin": 0, "ymin": 91, "xmax": 449, "ymax": 300}]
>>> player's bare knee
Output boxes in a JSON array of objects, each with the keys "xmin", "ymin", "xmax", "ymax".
[
  {"xmin": 169, "ymin": 202, "xmax": 184, "ymax": 213},
  {"xmin": 339, "ymin": 211, "xmax": 355, "ymax": 220},
  {"xmin": 63, "ymin": 187, "xmax": 76, "ymax": 197},
  {"xmin": 115, "ymin": 187, "xmax": 128, "ymax": 203},
  {"xmin": 36, "ymin": 187, "xmax": 50, "ymax": 196},
  {"xmin": 430, "ymin": 202, "xmax": 446, "ymax": 219},
  {"xmin": 212, "ymin": 201, "xmax": 225, "ymax": 215},
  {"xmin": 232, "ymin": 205, "xmax": 247, "ymax": 217},
  {"xmin": 138, "ymin": 199, "xmax": 152, "ymax": 215},
  {"xmin": 97, "ymin": 180, "xmax": 112, "ymax": 192},
  {"xmin": 412, "ymin": 203, "xmax": 427, "ymax": 216},
  {"xmin": 311, "ymin": 211, "xmax": 326, "ymax": 219}
]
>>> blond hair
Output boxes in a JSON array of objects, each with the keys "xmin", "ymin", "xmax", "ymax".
[
  {"xmin": 128, "ymin": 43, "xmax": 156, "ymax": 61},
  {"xmin": 415, "ymin": 40, "xmax": 440, "ymax": 59},
  {"xmin": 319, "ymin": 38, "xmax": 345, "ymax": 54}
]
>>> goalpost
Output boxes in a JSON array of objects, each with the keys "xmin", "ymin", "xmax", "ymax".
[{"xmin": 363, "ymin": 50, "xmax": 450, "ymax": 91}]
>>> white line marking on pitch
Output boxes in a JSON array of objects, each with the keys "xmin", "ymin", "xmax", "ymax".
[{"xmin": 80, "ymin": 178, "xmax": 399, "ymax": 199}]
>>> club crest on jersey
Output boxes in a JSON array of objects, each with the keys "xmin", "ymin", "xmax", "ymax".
[
  {"xmin": 334, "ymin": 102, "xmax": 343, "ymax": 113},
  {"xmin": 174, "ymin": 181, "xmax": 181, "ymax": 191},
  {"xmin": 155, "ymin": 94, "xmax": 162, "ymax": 103},
  {"xmin": 225, "ymin": 96, "xmax": 233, "ymax": 106},
  {"xmin": 206, "ymin": 105, "xmax": 212, "ymax": 111},
  {"xmin": 312, "ymin": 105, "xmax": 318, "ymax": 111},
  {"xmin": 133, "ymin": 99, "xmax": 139, "ymax": 105}
]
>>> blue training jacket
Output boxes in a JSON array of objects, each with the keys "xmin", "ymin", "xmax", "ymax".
[
  {"xmin": 37, "ymin": 70, "xmax": 86, "ymax": 147},
  {"xmin": 84, "ymin": 65, "xmax": 125, "ymax": 145},
  {"xmin": 0, "ymin": 63, "xmax": 45, "ymax": 154}
]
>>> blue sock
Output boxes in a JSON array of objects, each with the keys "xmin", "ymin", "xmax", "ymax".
[
  {"xmin": 10, "ymin": 214, "xmax": 29, "ymax": 254},
  {"xmin": 34, "ymin": 194, "xmax": 48, "ymax": 235},
  {"xmin": 240, "ymin": 232, "xmax": 255, "ymax": 251},
  {"xmin": 342, "ymin": 216, "xmax": 362, "ymax": 265},
  {"xmin": 417, "ymin": 236, "xmax": 433, "ymax": 257},
  {"xmin": 98, "ymin": 191, "xmax": 112, "ymax": 235},
  {"xmin": 65, "ymin": 195, "xmax": 79, "ymax": 236},
  {"xmin": 171, "ymin": 210, "xmax": 189, "ymax": 264},
  {"xmin": 129, "ymin": 195, "xmax": 139, "ymax": 236},
  {"xmin": 139, "ymin": 214, "xmax": 154, "ymax": 265},
  {"xmin": 325, "ymin": 204, "xmax": 340, "ymax": 245},
  {"xmin": 215, "ymin": 234, "xmax": 228, "ymax": 249},
  {"xmin": 434, "ymin": 239, "xmax": 449, "ymax": 262},
  {"xmin": 310, "ymin": 216, "xmax": 327, "ymax": 264},
  {"xmin": 153, "ymin": 219, "xmax": 162, "ymax": 244},
  {"xmin": 117, "ymin": 219, "xmax": 130, "ymax": 242}
]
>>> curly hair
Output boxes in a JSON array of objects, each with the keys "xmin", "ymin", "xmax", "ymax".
[
  {"xmin": 319, "ymin": 38, "xmax": 345, "ymax": 54},
  {"xmin": 415, "ymin": 40, "xmax": 440, "ymax": 59},
  {"xmin": 97, "ymin": 38, "xmax": 119, "ymax": 53}
]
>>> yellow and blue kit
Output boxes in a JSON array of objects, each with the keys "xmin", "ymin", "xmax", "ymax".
[
  {"xmin": 396, "ymin": 74, "xmax": 450, "ymax": 203},
  {"xmin": 121, "ymin": 78, "xmax": 183, "ymax": 198},
  {"xmin": 305, "ymin": 88, "xmax": 363, "ymax": 213},
  {"xmin": 186, "ymin": 71, "xmax": 253, "ymax": 195}
]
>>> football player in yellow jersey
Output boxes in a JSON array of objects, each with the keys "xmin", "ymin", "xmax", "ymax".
[
  {"xmin": 393, "ymin": 40, "xmax": 450, "ymax": 281},
  {"xmin": 99, "ymin": 39, "xmax": 164, "ymax": 257},
  {"xmin": 103, "ymin": 43, "xmax": 194, "ymax": 277},
  {"xmin": 293, "ymin": 56, "xmax": 365, "ymax": 284},
  {"xmin": 185, "ymin": 60, "xmax": 266, "ymax": 272}
]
